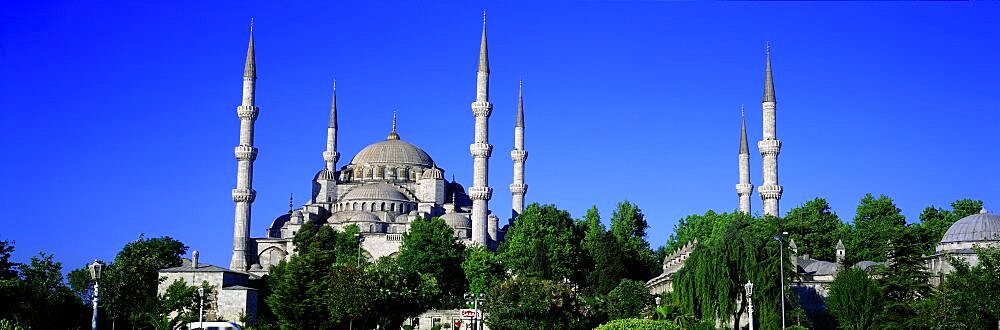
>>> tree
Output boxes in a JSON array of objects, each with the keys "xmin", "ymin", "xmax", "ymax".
[
  {"xmin": 0, "ymin": 252, "xmax": 87, "ymax": 329},
  {"xmin": 916, "ymin": 246, "xmax": 1000, "ymax": 329},
  {"xmin": 268, "ymin": 223, "xmax": 369, "ymax": 329},
  {"xmin": 151, "ymin": 278, "xmax": 214, "ymax": 328},
  {"xmin": 826, "ymin": 268, "xmax": 882, "ymax": 330},
  {"xmin": 783, "ymin": 198, "xmax": 843, "ymax": 261},
  {"xmin": 875, "ymin": 227, "xmax": 931, "ymax": 329},
  {"xmin": 673, "ymin": 213, "xmax": 790, "ymax": 329},
  {"xmin": 462, "ymin": 245, "xmax": 504, "ymax": 295},
  {"xmin": 664, "ymin": 210, "xmax": 734, "ymax": 252},
  {"xmin": 484, "ymin": 276, "xmax": 585, "ymax": 330},
  {"xmin": 606, "ymin": 279, "xmax": 651, "ymax": 320},
  {"xmin": 0, "ymin": 240, "xmax": 15, "ymax": 280},
  {"xmin": 609, "ymin": 201, "xmax": 657, "ymax": 281},
  {"xmin": 498, "ymin": 203, "xmax": 581, "ymax": 282},
  {"xmin": 849, "ymin": 194, "xmax": 906, "ymax": 263},
  {"xmin": 368, "ymin": 257, "xmax": 441, "ymax": 329},
  {"xmin": 396, "ymin": 217, "xmax": 467, "ymax": 307},
  {"xmin": 101, "ymin": 235, "xmax": 187, "ymax": 328}
]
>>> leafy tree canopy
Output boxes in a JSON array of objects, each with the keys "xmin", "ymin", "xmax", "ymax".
[
  {"xmin": 606, "ymin": 279, "xmax": 652, "ymax": 320},
  {"xmin": 498, "ymin": 203, "xmax": 581, "ymax": 282},
  {"xmin": 783, "ymin": 198, "xmax": 844, "ymax": 261},
  {"xmin": 849, "ymin": 194, "xmax": 906, "ymax": 263},
  {"xmin": 826, "ymin": 268, "xmax": 882, "ymax": 330},
  {"xmin": 101, "ymin": 235, "xmax": 187, "ymax": 328},
  {"xmin": 396, "ymin": 217, "xmax": 467, "ymax": 307},
  {"xmin": 462, "ymin": 245, "xmax": 504, "ymax": 295}
]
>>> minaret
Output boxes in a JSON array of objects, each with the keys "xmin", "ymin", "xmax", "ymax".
[
  {"xmin": 736, "ymin": 105, "xmax": 753, "ymax": 214},
  {"xmin": 230, "ymin": 20, "xmax": 258, "ymax": 271},
  {"xmin": 758, "ymin": 43, "xmax": 783, "ymax": 217},
  {"xmin": 315, "ymin": 81, "xmax": 339, "ymax": 203},
  {"xmin": 510, "ymin": 80, "xmax": 528, "ymax": 219},
  {"xmin": 469, "ymin": 12, "xmax": 494, "ymax": 246}
]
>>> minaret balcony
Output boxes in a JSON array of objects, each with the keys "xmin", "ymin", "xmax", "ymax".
[
  {"xmin": 471, "ymin": 101, "xmax": 493, "ymax": 117},
  {"xmin": 237, "ymin": 105, "xmax": 259, "ymax": 120},
  {"xmin": 470, "ymin": 143, "xmax": 493, "ymax": 157},
  {"xmin": 758, "ymin": 185, "xmax": 783, "ymax": 199},
  {"xmin": 757, "ymin": 140, "xmax": 782, "ymax": 155},
  {"xmin": 232, "ymin": 188, "xmax": 257, "ymax": 203},
  {"xmin": 234, "ymin": 145, "xmax": 258, "ymax": 161},
  {"xmin": 468, "ymin": 186, "xmax": 493, "ymax": 200},
  {"xmin": 736, "ymin": 183, "xmax": 753, "ymax": 195},
  {"xmin": 323, "ymin": 151, "xmax": 340, "ymax": 163},
  {"xmin": 509, "ymin": 183, "xmax": 527, "ymax": 195},
  {"xmin": 511, "ymin": 150, "xmax": 527, "ymax": 162}
]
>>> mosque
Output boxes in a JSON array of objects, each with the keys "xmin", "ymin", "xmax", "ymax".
[{"xmin": 226, "ymin": 15, "xmax": 528, "ymax": 277}]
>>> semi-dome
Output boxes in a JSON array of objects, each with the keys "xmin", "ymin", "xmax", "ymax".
[
  {"xmin": 350, "ymin": 139, "xmax": 434, "ymax": 168},
  {"xmin": 342, "ymin": 183, "xmax": 410, "ymax": 202},
  {"xmin": 940, "ymin": 209, "xmax": 1000, "ymax": 245}
]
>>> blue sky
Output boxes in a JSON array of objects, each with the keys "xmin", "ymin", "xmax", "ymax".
[{"xmin": 1, "ymin": 1, "xmax": 997, "ymax": 270}]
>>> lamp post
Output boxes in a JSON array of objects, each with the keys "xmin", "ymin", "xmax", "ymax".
[
  {"xmin": 88, "ymin": 260, "xmax": 102, "ymax": 330},
  {"xmin": 744, "ymin": 281, "xmax": 754, "ymax": 330},
  {"xmin": 197, "ymin": 287, "xmax": 205, "ymax": 329},
  {"xmin": 464, "ymin": 293, "xmax": 486, "ymax": 330},
  {"xmin": 355, "ymin": 233, "xmax": 365, "ymax": 268},
  {"xmin": 774, "ymin": 231, "xmax": 788, "ymax": 329}
]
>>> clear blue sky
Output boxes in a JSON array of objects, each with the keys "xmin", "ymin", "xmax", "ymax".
[{"xmin": 2, "ymin": 1, "xmax": 998, "ymax": 270}]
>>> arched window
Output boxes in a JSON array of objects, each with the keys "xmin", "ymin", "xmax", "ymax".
[
  {"xmin": 353, "ymin": 202, "xmax": 358, "ymax": 211},
  {"xmin": 390, "ymin": 203, "xmax": 395, "ymax": 212},
  {"xmin": 381, "ymin": 202, "xmax": 386, "ymax": 211},
  {"xmin": 362, "ymin": 202, "xmax": 367, "ymax": 211},
  {"xmin": 370, "ymin": 203, "xmax": 376, "ymax": 212},
  {"xmin": 370, "ymin": 224, "xmax": 377, "ymax": 233}
]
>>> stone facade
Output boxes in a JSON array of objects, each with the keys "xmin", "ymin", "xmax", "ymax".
[{"xmin": 158, "ymin": 252, "xmax": 258, "ymax": 324}]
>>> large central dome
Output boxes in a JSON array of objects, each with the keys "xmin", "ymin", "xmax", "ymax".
[{"xmin": 350, "ymin": 138, "xmax": 434, "ymax": 167}]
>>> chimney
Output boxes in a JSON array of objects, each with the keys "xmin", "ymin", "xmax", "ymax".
[{"xmin": 192, "ymin": 250, "xmax": 200, "ymax": 269}]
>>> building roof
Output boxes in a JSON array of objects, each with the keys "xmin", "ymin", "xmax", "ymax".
[
  {"xmin": 161, "ymin": 263, "xmax": 241, "ymax": 274},
  {"xmin": 441, "ymin": 212, "xmax": 471, "ymax": 229},
  {"xmin": 350, "ymin": 139, "xmax": 434, "ymax": 168},
  {"xmin": 342, "ymin": 183, "xmax": 410, "ymax": 202},
  {"xmin": 940, "ymin": 208, "xmax": 1000, "ymax": 244}
]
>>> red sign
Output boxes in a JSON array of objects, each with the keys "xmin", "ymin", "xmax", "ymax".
[
  {"xmin": 460, "ymin": 309, "xmax": 481, "ymax": 319},
  {"xmin": 455, "ymin": 320, "xmax": 462, "ymax": 327}
]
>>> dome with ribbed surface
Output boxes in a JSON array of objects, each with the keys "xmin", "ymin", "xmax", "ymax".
[
  {"xmin": 940, "ymin": 209, "xmax": 1000, "ymax": 244},
  {"xmin": 441, "ymin": 212, "xmax": 471, "ymax": 229},
  {"xmin": 350, "ymin": 139, "xmax": 433, "ymax": 167},
  {"xmin": 342, "ymin": 183, "xmax": 410, "ymax": 202}
]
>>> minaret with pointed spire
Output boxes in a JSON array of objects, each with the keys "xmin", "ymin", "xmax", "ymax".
[
  {"xmin": 510, "ymin": 80, "xmax": 528, "ymax": 219},
  {"xmin": 758, "ymin": 43, "xmax": 783, "ymax": 217},
  {"xmin": 736, "ymin": 105, "xmax": 753, "ymax": 214},
  {"xmin": 315, "ymin": 81, "xmax": 340, "ymax": 203},
  {"xmin": 469, "ymin": 12, "xmax": 494, "ymax": 246},
  {"xmin": 231, "ymin": 19, "xmax": 259, "ymax": 271}
]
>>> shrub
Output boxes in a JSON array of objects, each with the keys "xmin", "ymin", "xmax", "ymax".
[{"xmin": 594, "ymin": 318, "xmax": 679, "ymax": 330}]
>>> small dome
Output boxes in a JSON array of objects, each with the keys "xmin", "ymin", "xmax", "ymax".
[
  {"xmin": 441, "ymin": 213, "xmax": 471, "ymax": 229},
  {"xmin": 803, "ymin": 260, "xmax": 838, "ymax": 276},
  {"xmin": 940, "ymin": 209, "xmax": 1000, "ymax": 244},
  {"xmin": 342, "ymin": 183, "xmax": 410, "ymax": 202},
  {"xmin": 351, "ymin": 139, "xmax": 434, "ymax": 168},
  {"xmin": 423, "ymin": 167, "xmax": 444, "ymax": 180}
]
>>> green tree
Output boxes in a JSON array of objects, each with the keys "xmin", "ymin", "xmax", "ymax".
[
  {"xmin": 498, "ymin": 203, "xmax": 580, "ymax": 282},
  {"xmin": 875, "ymin": 227, "xmax": 932, "ymax": 329},
  {"xmin": 917, "ymin": 246, "xmax": 1000, "ymax": 329},
  {"xmin": 849, "ymin": 194, "xmax": 906, "ymax": 263},
  {"xmin": 664, "ymin": 210, "xmax": 734, "ymax": 252},
  {"xmin": 396, "ymin": 217, "xmax": 467, "ymax": 307},
  {"xmin": 0, "ymin": 252, "xmax": 87, "ymax": 329},
  {"xmin": 0, "ymin": 241, "xmax": 15, "ymax": 280},
  {"xmin": 462, "ymin": 245, "xmax": 504, "ymax": 295},
  {"xmin": 368, "ymin": 257, "xmax": 441, "ymax": 328},
  {"xmin": 99, "ymin": 235, "xmax": 187, "ymax": 329},
  {"xmin": 484, "ymin": 276, "xmax": 585, "ymax": 330},
  {"xmin": 674, "ymin": 213, "xmax": 789, "ymax": 329},
  {"xmin": 826, "ymin": 268, "xmax": 882, "ymax": 330},
  {"xmin": 783, "ymin": 198, "xmax": 843, "ymax": 261},
  {"xmin": 609, "ymin": 201, "xmax": 657, "ymax": 280},
  {"xmin": 151, "ymin": 278, "xmax": 214, "ymax": 328},
  {"xmin": 578, "ymin": 206, "xmax": 627, "ymax": 295},
  {"xmin": 606, "ymin": 279, "xmax": 651, "ymax": 320},
  {"xmin": 268, "ymin": 223, "xmax": 368, "ymax": 329}
]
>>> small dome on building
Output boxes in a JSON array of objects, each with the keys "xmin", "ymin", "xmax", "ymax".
[
  {"xmin": 423, "ymin": 167, "xmax": 444, "ymax": 180},
  {"xmin": 441, "ymin": 213, "xmax": 471, "ymax": 229},
  {"xmin": 350, "ymin": 139, "xmax": 434, "ymax": 168},
  {"xmin": 349, "ymin": 212, "xmax": 381, "ymax": 223},
  {"xmin": 343, "ymin": 183, "xmax": 410, "ymax": 202},
  {"xmin": 940, "ymin": 208, "xmax": 1000, "ymax": 245}
]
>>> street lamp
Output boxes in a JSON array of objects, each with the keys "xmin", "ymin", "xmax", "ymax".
[
  {"xmin": 744, "ymin": 281, "xmax": 754, "ymax": 330},
  {"xmin": 655, "ymin": 296, "xmax": 661, "ymax": 308},
  {"xmin": 88, "ymin": 260, "xmax": 102, "ymax": 330},
  {"xmin": 774, "ymin": 231, "xmax": 788, "ymax": 329},
  {"xmin": 197, "ymin": 287, "xmax": 205, "ymax": 329},
  {"xmin": 355, "ymin": 233, "xmax": 365, "ymax": 268},
  {"xmin": 464, "ymin": 293, "xmax": 486, "ymax": 330}
]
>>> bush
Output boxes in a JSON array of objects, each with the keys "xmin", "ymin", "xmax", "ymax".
[
  {"xmin": 594, "ymin": 319, "xmax": 679, "ymax": 330},
  {"xmin": 607, "ymin": 279, "xmax": 652, "ymax": 320}
]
